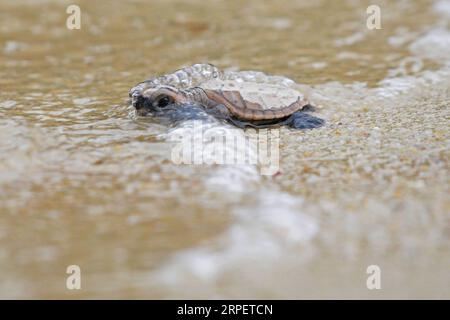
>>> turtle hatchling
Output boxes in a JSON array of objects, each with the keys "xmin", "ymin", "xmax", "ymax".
[{"xmin": 129, "ymin": 64, "xmax": 324, "ymax": 129}]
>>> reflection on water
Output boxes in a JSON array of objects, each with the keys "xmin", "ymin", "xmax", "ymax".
[{"xmin": 0, "ymin": 0, "xmax": 449, "ymax": 298}]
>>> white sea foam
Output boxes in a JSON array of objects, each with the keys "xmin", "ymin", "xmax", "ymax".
[
  {"xmin": 0, "ymin": 100, "xmax": 17, "ymax": 109},
  {"xmin": 433, "ymin": 0, "xmax": 450, "ymax": 19},
  {"xmin": 152, "ymin": 188, "xmax": 318, "ymax": 289},
  {"xmin": 376, "ymin": 24, "xmax": 450, "ymax": 98},
  {"xmin": 376, "ymin": 67, "xmax": 450, "ymax": 98},
  {"xmin": 409, "ymin": 27, "xmax": 450, "ymax": 63}
]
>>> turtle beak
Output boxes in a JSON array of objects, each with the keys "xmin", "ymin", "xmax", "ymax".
[
  {"xmin": 132, "ymin": 95, "xmax": 144, "ymax": 109},
  {"xmin": 132, "ymin": 94, "xmax": 152, "ymax": 116}
]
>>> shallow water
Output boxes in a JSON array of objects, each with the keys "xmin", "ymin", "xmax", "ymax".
[{"xmin": 0, "ymin": 0, "xmax": 449, "ymax": 298}]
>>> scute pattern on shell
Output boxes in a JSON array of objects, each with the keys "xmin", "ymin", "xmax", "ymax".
[{"xmin": 201, "ymin": 79, "xmax": 304, "ymax": 111}]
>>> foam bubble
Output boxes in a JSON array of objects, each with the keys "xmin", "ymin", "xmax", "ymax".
[
  {"xmin": 409, "ymin": 27, "xmax": 450, "ymax": 63},
  {"xmin": 433, "ymin": 0, "xmax": 450, "ymax": 19}
]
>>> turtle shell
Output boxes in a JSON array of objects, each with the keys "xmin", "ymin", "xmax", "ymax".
[{"xmin": 198, "ymin": 79, "xmax": 309, "ymax": 121}]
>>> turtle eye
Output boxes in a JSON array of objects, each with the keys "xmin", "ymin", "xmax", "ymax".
[{"xmin": 155, "ymin": 95, "xmax": 172, "ymax": 108}]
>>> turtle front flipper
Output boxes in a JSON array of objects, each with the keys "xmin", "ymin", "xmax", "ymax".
[{"xmin": 284, "ymin": 110, "xmax": 325, "ymax": 129}]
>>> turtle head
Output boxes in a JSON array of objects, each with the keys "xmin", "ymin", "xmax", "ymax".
[
  {"xmin": 132, "ymin": 85, "xmax": 213, "ymax": 124},
  {"xmin": 132, "ymin": 86, "xmax": 188, "ymax": 117}
]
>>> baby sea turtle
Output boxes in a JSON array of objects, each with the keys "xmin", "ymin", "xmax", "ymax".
[{"xmin": 130, "ymin": 64, "xmax": 324, "ymax": 129}]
